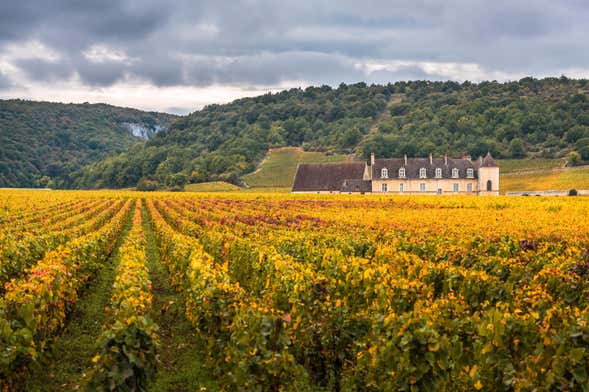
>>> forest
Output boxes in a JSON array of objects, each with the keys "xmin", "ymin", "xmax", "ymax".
[
  {"xmin": 1, "ymin": 77, "xmax": 588, "ymax": 189},
  {"xmin": 0, "ymin": 100, "xmax": 176, "ymax": 188},
  {"xmin": 73, "ymin": 77, "xmax": 589, "ymax": 190}
]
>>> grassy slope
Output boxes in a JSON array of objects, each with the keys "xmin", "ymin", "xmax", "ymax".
[
  {"xmin": 242, "ymin": 147, "xmax": 348, "ymax": 188},
  {"xmin": 185, "ymin": 181, "xmax": 241, "ymax": 192},
  {"xmin": 501, "ymin": 166, "xmax": 589, "ymax": 192},
  {"xmin": 498, "ymin": 159, "xmax": 565, "ymax": 173}
]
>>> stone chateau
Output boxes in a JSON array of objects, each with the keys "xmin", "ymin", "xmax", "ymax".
[{"xmin": 292, "ymin": 152, "xmax": 499, "ymax": 195}]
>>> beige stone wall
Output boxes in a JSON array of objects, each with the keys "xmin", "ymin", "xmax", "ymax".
[
  {"xmin": 478, "ymin": 167, "xmax": 500, "ymax": 196},
  {"xmin": 372, "ymin": 178, "xmax": 478, "ymax": 194}
]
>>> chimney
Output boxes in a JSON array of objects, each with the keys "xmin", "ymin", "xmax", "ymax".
[
  {"xmin": 444, "ymin": 154, "xmax": 448, "ymax": 165},
  {"xmin": 463, "ymin": 154, "xmax": 472, "ymax": 161},
  {"xmin": 404, "ymin": 154, "xmax": 407, "ymax": 165},
  {"xmin": 429, "ymin": 153, "xmax": 433, "ymax": 165},
  {"xmin": 370, "ymin": 152, "xmax": 375, "ymax": 166}
]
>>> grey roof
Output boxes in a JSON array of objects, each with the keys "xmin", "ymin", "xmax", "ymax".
[
  {"xmin": 341, "ymin": 179, "xmax": 372, "ymax": 193},
  {"xmin": 372, "ymin": 157, "xmax": 478, "ymax": 180},
  {"xmin": 482, "ymin": 152, "xmax": 498, "ymax": 167},
  {"xmin": 292, "ymin": 162, "xmax": 366, "ymax": 192}
]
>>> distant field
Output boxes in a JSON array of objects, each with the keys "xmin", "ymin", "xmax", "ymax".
[
  {"xmin": 498, "ymin": 158, "xmax": 565, "ymax": 173},
  {"xmin": 185, "ymin": 181, "xmax": 241, "ymax": 192},
  {"xmin": 242, "ymin": 147, "xmax": 348, "ymax": 188},
  {"xmin": 501, "ymin": 166, "xmax": 589, "ymax": 192}
]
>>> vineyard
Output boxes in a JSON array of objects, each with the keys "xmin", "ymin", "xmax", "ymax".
[{"xmin": 1, "ymin": 189, "xmax": 589, "ymax": 391}]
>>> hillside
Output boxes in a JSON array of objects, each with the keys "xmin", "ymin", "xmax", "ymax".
[
  {"xmin": 74, "ymin": 77, "xmax": 589, "ymax": 190},
  {"xmin": 242, "ymin": 147, "xmax": 348, "ymax": 188},
  {"xmin": 0, "ymin": 100, "xmax": 177, "ymax": 188},
  {"xmin": 501, "ymin": 165, "xmax": 589, "ymax": 192}
]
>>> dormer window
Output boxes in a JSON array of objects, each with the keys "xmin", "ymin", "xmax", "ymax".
[
  {"xmin": 381, "ymin": 168, "xmax": 388, "ymax": 178},
  {"xmin": 398, "ymin": 168, "xmax": 406, "ymax": 178},
  {"xmin": 419, "ymin": 168, "xmax": 427, "ymax": 178},
  {"xmin": 467, "ymin": 168, "xmax": 474, "ymax": 178},
  {"xmin": 452, "ymin": 168, "xmax": 459, "ymax": 178},
  {"xmin": 435, "ymin": 168, "xmax": 442, "ymax": 178}
]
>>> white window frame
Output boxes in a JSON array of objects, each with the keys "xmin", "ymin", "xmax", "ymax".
[
  {"xmin": 452, "ymin": 168, "xmax": 459, "ymax": 178},
  {"xmin": 435, "ymin": 168, "xmax": 442, "ymax": 178},
  {"xmin": 453, "ymin": 183, "xmax": 459, "ymax": 192},
  {"xmin": 419, "ymin": 168, "xmax": 427, "ymax": 178},
  {"xmin": 381, "ymin": 168, "xmax": 388, "ymax": 178},
  {"xmin": 398, "ymin": 168, "xmax": 406, "ymax": 178},
  {"xmin": 467, "ymin": 183, "xmax": 473, "ymax": 192},
  {"xmin": 466, "ymin": 168, "xmax": 474, "ymax": 178},
  {"xmin": 419, "ymin": 183, "xmax": 426, "ymax": 192},
  {"xmin": 381, "ymin": 183, "xmax": 388, "ymax": 192},
  {"xmin": 399, "ymin": 183, "xmax": 404, "ymax": 193}
]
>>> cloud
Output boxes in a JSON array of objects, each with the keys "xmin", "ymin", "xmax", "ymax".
[
  {"xmin": 0, "ymin": 71, "xmax": 13, "ymax": 89},
  {"xmin": 1, "ymin": 0, "xmax": 589, "ymax": 111}
]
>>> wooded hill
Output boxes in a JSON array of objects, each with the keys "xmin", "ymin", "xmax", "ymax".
[
  {"xmin": 74, "ymin": 77, "xmax": 589, "ymax": 190},
  {"xmin": 0, "ymin": 100, "xmax": 176, "ymax": 188},
  {"xmin": 2, "ymin": 77, "xmax": 589, "ymax": 189}
]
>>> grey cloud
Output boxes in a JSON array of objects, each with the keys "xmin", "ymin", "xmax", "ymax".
[
  {"xmin": 366, "ymin": 66, "xmax": 441, "ymax": 84},
  {"xmin": 184, "ymin": 52, "xmax": 364, "ymax": 87},
  {"xmin": 0, "ymin": 72, "xmax": 14, "ymax": 90},
  {"xmin": 16, "ymin": 59, "xmax": 74, "ymax": 82},
  {"xmin": 76, "ymin": 61, "xmax": 128, "ymax": 86},
  {"xmin": 2, "ymin": 0, "xmax": 589, "ymax": 96}
]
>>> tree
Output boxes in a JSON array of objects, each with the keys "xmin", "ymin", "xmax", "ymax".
[
  {"xmin": 566, "ymin": 151, "xmax": 582, "ymax": 166},
  {"xmin": 341, "ymin": 128, "xmax": 361, "ymax": 148},
  {"xmin": 509, "ymin": 138, "xmax": 525, "ymax": 158},
  {"xmin": 167, "ymin": 173, "xmax": 187, "ymax": 191},
  {"xmin": 136, "ymin": 177, "xmax": 159, "ymax": 191}
]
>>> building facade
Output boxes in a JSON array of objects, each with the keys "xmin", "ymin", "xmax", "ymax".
[{"xmin": 292, "ymin": 152, "xmax": 499, "ymax": 195}]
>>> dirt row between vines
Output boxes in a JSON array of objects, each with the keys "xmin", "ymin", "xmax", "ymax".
[{"xmin": 25, "ymin": 201, "xmax": 218, "ymax": 390}]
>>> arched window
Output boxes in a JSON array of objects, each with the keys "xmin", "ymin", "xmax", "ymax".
[
  {"xmin": 452, "ymin": 168, "xmax": 459, "ymax": 178},
  {"xmin": 398, "ymin": 168, "xmax": 406, "ymax": 178},
  {"xmin": 419, "ymin": 168, "xmax": 427, "ymax": 178},
  {"xmin": 467, "ymin": 168, "xmax": 474, "ymax": 178},
  {"xmin": 381, "ymin": 168, "xmax": 388, "ymax": 178},
  {"xmin": 435, "ymin": 168, "xmax": 442, "ymax": 178},
  {"xmin": 487, "ymin": 180, "xmax": 492, "ymax": 191}
]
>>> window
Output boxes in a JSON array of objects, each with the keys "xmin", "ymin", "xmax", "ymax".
[
  {"xmin": 467, "ymin": 183, "xmax": 473, "ymax": 192},
  {"xmin": 419, "ymin": 183, "xmax": 426, "ymax": 192},
  {"xmin": 437, "ymin": 188, "xmax": 442, "ymax": 195},
  {"xmin": 435, "ymin": 168, "xmax": 442, "ymax": 178},
  {"xmin": 382, "ymin": 183, "xmax": 388, "ymax": 192},
  {"xmin": 419, "ymin": 168, "xmax": 427, "ymax": 178},
  {"xmin": 398, "ymin": 168, "xmax": 406, "ymax": 178},
  {"xmin": 487, "ymin": 180, "xmax": 492, "ymax": 191},
  {"xmin": 399, "ymin": 183, "xmax": 404, "ymax": 193},
  {"xmin": 467, "ymin": 168, "xmax": 474, "ymax": 178},
  {"xmin": 381, "ymin": 168, "xmax": 388, "ymax": 178},
  {"xmin": 452, "ymin": 168, "xmax": 459, "ymax": 178},
  {"xmin": 453, "ymin": 183, "xmax": 459, "ymax": 192}
]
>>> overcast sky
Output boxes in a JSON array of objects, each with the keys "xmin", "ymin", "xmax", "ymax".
[{"xmin": 0, "ymin": 0, "xmax": 588, "ymax": 114}]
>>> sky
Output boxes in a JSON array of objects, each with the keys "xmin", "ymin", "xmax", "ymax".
[{"xmin": 0, "ymin": 0, "xmax": 588, "ymax": 115}]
